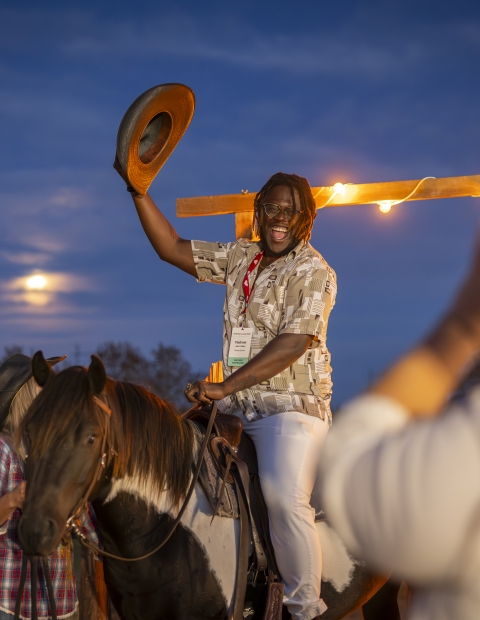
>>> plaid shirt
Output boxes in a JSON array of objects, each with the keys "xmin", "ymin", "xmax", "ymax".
[
  {"xmin": 192, "ymin": 239, "xmax": 337, "ymax": 423},
  {"xmin": 0, "ymin": 435, "xmax": 101, "ymax": 619}
]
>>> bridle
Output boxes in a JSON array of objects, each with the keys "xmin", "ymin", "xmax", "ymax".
[
  {"xmin": 15, "ymin": 395, "xmax": 218, "ymax": 620},
  {"xmin": 65, "ymin": 395, "xmax": 115, "ymax": 535}
]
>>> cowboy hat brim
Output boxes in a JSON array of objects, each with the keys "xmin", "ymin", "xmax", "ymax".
[
  {"xmin": 0, "ymin": 354, "xmax": 65, "ymax": 429},
  {"xmin": 116, "ymin": 83, "xmax": 195, "ymax": 196}
]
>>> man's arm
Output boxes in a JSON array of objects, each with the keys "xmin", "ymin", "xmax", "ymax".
[
  {"xmin": 114, "ymin": 157, "xmax": 196, "ymax": 277},
  {"xmin": 185, "ymin": 333, "xmax": 314, "ymax": 404},
  {"xmin": 132, "ymin": 193, "xmax": 196, "ymax": 277}
]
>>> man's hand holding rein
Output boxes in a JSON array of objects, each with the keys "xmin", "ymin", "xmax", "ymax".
[{"xmin": 184, "ymin": 333, "xmax": 314, "ymax": 405}]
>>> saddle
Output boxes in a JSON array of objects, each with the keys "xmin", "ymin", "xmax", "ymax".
[{"xmin": 183, "ymin": 407, "xmax": 284, "ymax": 620}]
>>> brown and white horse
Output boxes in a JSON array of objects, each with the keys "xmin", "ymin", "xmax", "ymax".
[{"xmin": 18, "ymin": 352, "xmax": 389, "ymax": 620}]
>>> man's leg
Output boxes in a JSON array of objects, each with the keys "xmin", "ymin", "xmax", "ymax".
[{"xmin": 243, "ymin": 411, "xmax": 329, "ymax": 620}]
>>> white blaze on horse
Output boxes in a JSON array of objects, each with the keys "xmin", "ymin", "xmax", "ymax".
[{"xmin": 18, "ymin": 353, "xmax": 387, "ymax": 620}]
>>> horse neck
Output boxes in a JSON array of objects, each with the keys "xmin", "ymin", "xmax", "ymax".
[{"xmin": 103, "ymin": 386, "xmax": 195, "ymax": 517}]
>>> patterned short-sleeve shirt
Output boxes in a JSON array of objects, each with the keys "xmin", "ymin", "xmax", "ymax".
[{"xmin": 192, "ymin": 239, "xmax": 337, "ymax": 423}]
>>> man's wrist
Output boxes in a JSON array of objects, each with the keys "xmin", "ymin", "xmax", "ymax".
[
  {"xmin": 126, "ymin": 185, "xmax": 140, "ymax": 198},
  {"xmin": 218, "ymin": 380, "xmax": 232, "ymax": 397}
]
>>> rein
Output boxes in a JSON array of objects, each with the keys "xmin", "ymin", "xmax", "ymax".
[{"xmin": 69, "ymin": 398, "xmax": 218, "ymax": 563}]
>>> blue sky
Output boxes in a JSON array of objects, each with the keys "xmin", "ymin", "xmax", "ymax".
[{"xmin": 1, "ymin": 0, "xmax": 480, "ymax": 405}]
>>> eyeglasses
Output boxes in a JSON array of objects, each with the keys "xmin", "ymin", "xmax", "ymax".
[{"xmin": 261, "ymin": 203, "xmax": 301, "ymax": 221}]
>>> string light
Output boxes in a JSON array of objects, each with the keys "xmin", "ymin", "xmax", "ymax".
[
  {"xmin": 377, "ymin": 201, "xmax": 394, "ymax": 214},
  {"xmin": 314, "ymin": 176, "xmax": 436, "ymax": 214},
  {"xmin": 376, "ymin": 176, "xmax": 436, "ymax": 215},
  {"xmin": 315, "ymin": 182, "xmax": 349, "ymax": 208}
]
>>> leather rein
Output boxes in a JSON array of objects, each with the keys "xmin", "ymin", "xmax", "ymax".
[{"xmin": 67, "ymin": 397, "xmax": 219, "ymax": 563}]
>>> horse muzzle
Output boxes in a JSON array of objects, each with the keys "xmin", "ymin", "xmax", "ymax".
[{"xmin": 18, "ymin": 512, "xmax": 60, "ymax": 556}]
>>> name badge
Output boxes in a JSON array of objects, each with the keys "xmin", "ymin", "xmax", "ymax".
[{"xmin": 228, "ymin": 328, "xmax": 253, "ymax": 367}]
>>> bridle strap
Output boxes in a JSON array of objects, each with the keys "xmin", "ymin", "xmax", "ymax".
[
  {"xmin": 42, "ymin": 557, "xmax": 58, "ymax": 620},
  {"xmin": 30, "ymin": 556, "xmax": 38, "ymax": 620},
  {"xmin": 14, "ymin": 554, "xmax": 27, "ymax": 620},
  {"xmin": 14, "ymin": 555, "xmax": 58, "ymax": 620},
  {"xmin": 66, "ymin": 399, "xmax": 111, "ymax": 532},
  {"xmin": 71, "ymin": 401, "xmax": 219, "ymax": 563}
]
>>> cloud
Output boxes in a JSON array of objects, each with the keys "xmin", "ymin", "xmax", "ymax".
[
  {"xmin": 12, "ymin": 235, "xmax": 68, "ymax": 255},
  {"xmin": 0, "ymin": 178, "xmax": 133, "ymax": 264},
  {"xmin": 6, "ymin": 272, "xmax": 94, "ymax": 293},
  {"xmin": 48, "ymin": 187, "xmax": 91, "ymax": 210},
  {"xmin": 0, "ymin": 271, "xmax": 97, "ymax": 315},
  {"xmin": 0, "ymin": 6, "xmax": 467, "ymax": 82},
  {"xmin": 0, "ymin": 186, "xmax": 93, "ymax": 216},
  {"xmin": 60, "ymin": 15, "xmax": 430, "ymax": 80},
  {"xmin": 1, "ymin": 251, "xmax": 52, "ymax": 266}
]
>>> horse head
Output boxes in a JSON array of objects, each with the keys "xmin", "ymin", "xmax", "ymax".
[
  {"xmin": 18, "ymin": 352, "xmax": 110, "ymax": 556},
  {"xmin": 18, "ymin": 351, "xmax": 194, "ymax": 559}
]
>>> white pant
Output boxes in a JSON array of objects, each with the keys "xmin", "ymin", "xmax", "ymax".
[{"xmin": 242, "ymin": 411, "xmax": 329, "ymax": 620}]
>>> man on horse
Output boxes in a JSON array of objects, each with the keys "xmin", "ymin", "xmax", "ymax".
[{"xmin": 115, "ymin": 164, "xmax": 336, "ymax": 620}]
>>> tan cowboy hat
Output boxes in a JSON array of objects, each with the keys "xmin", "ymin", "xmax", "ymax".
[{"xmin": 116, "ymin": 83, "xmax": 195, "ymax": 196}]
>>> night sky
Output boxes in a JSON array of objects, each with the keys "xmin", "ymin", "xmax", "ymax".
[{"xmin": 1, "ymin": 0, "xmax": 480, "ymax": 406}]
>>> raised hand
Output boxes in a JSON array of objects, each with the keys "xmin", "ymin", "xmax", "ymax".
[{"xmin": 113, "ymin": 153, "xmax": 129, "ymax": 185}]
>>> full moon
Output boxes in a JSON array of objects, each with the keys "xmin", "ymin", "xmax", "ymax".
[{"xmin": 26, "ymin": 275, "xmax": 48, "ymax": 290}]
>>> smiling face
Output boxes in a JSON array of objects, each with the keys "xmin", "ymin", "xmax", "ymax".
[{"xmin": 259, "ymin": 185, "xmax": 302, "ymax": 257}]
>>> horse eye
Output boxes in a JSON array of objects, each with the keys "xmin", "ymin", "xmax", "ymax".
[{"xmin": 88, "ymin": 436, "xmax": 95, "ymax": 444}]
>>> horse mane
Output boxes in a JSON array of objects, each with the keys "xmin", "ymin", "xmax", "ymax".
[{"xmin": 20, "ymin": 366, "xmax": 194, "ymax": 507}]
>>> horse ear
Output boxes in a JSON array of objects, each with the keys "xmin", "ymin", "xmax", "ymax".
[
  {"xmin": 32, "ymin": 351, "xmax": 54, "ymax": 387},
  {"xmin": 88, "ymin": 355, "xmax": 107, "ymax": 394}
]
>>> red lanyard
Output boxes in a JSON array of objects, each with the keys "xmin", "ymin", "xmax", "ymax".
[{"xmin": 242, "ymin": 251, "xmax": 264, "ymax": 315}]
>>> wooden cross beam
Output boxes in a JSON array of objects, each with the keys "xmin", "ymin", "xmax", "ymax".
[{"xmin": 176, "ymin": 174, "xmax": 480, "ymax": 239}]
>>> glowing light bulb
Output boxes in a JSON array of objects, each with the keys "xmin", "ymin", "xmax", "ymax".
[
  {"xmin": 333, "ymin": 182, "xmax": 346, "ymax": 196},
  {"xmin": 378, "ymin": 201, "xmax": 394, "ymax": 214},
  {"xmin": 26, "ymin": 275, "xmax": 47, "ymax": 290}
]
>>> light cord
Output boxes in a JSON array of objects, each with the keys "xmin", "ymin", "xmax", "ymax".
[
  {"xmin": 314, "ymin": 177, "xmax": 436, "ymax": 211},
  {"xmin": 315, "ymin": 190, "xmax": 337, "ymax": 209},
  {"xmin": 376, "ymin": 176, "xmax": 436, "ymax": 210},
  {"xmin": 314, "ymin": 183, "xmax": 351, "ymax": 209}
]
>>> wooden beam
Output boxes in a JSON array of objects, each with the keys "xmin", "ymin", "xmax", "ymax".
[
  {"xmin": 176, "ymin": 174, "xmax": 480, "ymax": 218},
  {"xmin": 235, "ymin": 212, "xmax": 253, "ymax": 239}
]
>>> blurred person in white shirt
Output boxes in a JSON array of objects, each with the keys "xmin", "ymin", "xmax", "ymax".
[{"xmin": 319, "ymin": 232, "xmax": 480, "ymax": 620}]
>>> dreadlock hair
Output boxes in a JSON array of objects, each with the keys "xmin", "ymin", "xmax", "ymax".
[{"xmin": 252, "ymin": 172, "xmax": 317, "ymax": 243}]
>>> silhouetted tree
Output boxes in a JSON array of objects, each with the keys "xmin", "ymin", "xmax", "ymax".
[
  {"xmin": 95, "ymin": 342, "xmax": 148, "ymax": 385},
  {"xmin": 96, "ymin": 341, "xmax": 205, "ymax": 410}
]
